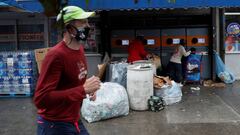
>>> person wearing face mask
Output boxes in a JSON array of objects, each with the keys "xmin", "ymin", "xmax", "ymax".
[{"xmin": 34, "ymin": 6, "xmax": 100, "ymax": 135}]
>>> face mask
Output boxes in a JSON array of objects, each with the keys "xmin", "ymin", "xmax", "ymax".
[
  {"xmin": 66, "ymin": 24, "xmax": 90, "ymax": 42},
  {"xmin": 74, "ymin": 26, "xmax": 90, "ymax": 41}
]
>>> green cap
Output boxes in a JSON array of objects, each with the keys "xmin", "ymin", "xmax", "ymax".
[{"xmin": 57, "ymin": 6, "xmax": 95, "ymax": 24}]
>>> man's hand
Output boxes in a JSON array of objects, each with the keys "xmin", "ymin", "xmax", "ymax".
[{"xmin": 83, "ymin": 76, "xmax": 101, "ymax": 94}]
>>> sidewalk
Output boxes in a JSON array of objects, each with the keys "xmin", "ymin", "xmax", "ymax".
[{"xmin": 1, "ymin": 82, "xmax": 240, "ymax": 135}]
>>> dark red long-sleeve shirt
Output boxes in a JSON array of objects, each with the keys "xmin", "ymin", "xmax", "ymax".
[
  {"xmin": 34, "ymin": 41, "xmax": 87, "ymax": 123},
  {"xmin": 127, "ymin": 40, "xmax": 148, "ymax": 63}
]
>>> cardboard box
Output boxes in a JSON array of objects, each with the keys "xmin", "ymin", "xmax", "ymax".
[
  {"xmin": 34, "ymin": 48, "xmax": 51, "ymax": 62},
  {"xmin": 36, "ymin": 61, "xmax": 43, "ymax": 73},
  {"xmin": 97, "ymin": 63, "xmax": 107, "ymax": 80},
  {"xmin": 34, "ymin": 48, "xmax": 51, "ymax": 73}
]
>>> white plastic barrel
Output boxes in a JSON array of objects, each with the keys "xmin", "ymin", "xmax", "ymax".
[
  {"xmin": 133, "ymin": 60, "xmax": 156, "ymax": 75},
  {"xmin": 127, "ymin": 64, "xmax": 153, "ymax": 110}
]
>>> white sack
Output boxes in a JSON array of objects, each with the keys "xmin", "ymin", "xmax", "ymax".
[
  {"xmin": 81, "ymin": 82, "xmax": 129, "ymax": 123},
  {"xmin": 154, "ymin": 81, "xmax": 182, "ymax": 105}
]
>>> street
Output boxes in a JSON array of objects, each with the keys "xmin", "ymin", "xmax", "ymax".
[{"xmin": 1, "ymin": 81, "xmax": 240, "ymax": 135}]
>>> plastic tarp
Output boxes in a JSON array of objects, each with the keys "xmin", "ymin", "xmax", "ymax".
[
  {"xmin": 215, "ymin": 52, "xmax": 235, "ymax": 84},
  {"xmin": 81, "ymin": 82, "xmax": 129, "ymax": 123}
]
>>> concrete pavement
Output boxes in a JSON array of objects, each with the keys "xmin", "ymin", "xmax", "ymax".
[{"xmin": 1, "ymin": 82, "xmax": 240, "ymax": 135}]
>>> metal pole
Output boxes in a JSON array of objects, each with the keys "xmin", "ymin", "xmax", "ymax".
[
  {"xmin": 209, "ymin": 8, "xmax": 214, "ymax": 80},
  {"xmin": 219, "ymin": 8, "xmax": 225, "ymax": 62}
]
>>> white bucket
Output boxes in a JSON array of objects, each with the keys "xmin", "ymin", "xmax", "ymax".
[
  {"xmin": 127, "ymin": 64, "xmax": 153, "ymax": 110},
  {"xmin": 133, "ymin": 60, "xmax": 156, "ymax": 75}
]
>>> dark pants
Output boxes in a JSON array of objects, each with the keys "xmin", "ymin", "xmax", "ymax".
[
  {"xmin": 37, "ymin": 116, "xmax": 89, "ymax": 135},
  {"xmin": 167, "ymin": 62, "xmax": 182, "ymax": 83}
]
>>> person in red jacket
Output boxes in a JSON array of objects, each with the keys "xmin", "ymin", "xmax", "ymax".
[
  {"xmin": 127, "ymin": 35, "xmax": 150, "ymax": 63},
  {"xmin": 34, "ymin": 6, "xmax": 100, "ymax": 135}
]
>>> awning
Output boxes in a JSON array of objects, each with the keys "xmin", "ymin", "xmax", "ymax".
[
  {"xmin": 0, "ymin": 2, "xmax": 26, "ymax": 12},
  {"xmin": 0, "ymin": 0, "xmax": 29, "ymax": 12},
  {"xmin": 17, "ymin": 0, "xmax": 43, "ymax": 13},
  {"xmin": 12, "ymin": 0, "xmax": 240, "ymax": 13},
  {"xmin": 69, "ymin": 0, "xmax": 240, "ymax": 11}
]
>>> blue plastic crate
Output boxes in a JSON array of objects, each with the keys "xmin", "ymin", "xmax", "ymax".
[
  {"xmin": 16, "ymin": 51, "xmax": 35, "ymax": 61},
  {"xmin": 0, "ymin": 69, "xmax": 8, "ymax": 77},
  {"xmin": 14, "ymin": 69, "xmax": 33, "ymax": 77},
  {"xmin": 0, "ymin": 93, "xmax": 32, "ymax": 97},
  {"xmin": 14, "ymin": 61, "xmax": 33, "ymax": 69},
  {"xmin": 0, "ymin": 61, "xmax": 7, "ymax": 69}
]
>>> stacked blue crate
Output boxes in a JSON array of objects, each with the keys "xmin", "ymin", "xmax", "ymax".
[{"xmin": 0, "ymin": 51, "xmax": 37, "ymax": 97}]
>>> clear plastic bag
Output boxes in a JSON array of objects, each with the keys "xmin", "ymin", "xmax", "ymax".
[
  {"xmin": 154, "ymin": 81, "xmax": 182, "ymax": 105},
  {"xmin": 81, "ymin": 82, "xmax": 129, "ymax": 123},
  {"xmin": 215, "ymin": 52, "xmax": 235, "ymax": 84},
  {"xmin": 110, "ymin": 63, "xmax": 128, "ymax": 88}
]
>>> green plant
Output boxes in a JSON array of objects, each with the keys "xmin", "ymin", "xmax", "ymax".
[
  {"xmin": 39, "ymin": 0, "xmax": 68, "ymax": 16},
  {"xmin": 85, "ymin": 0, "xmax": 90, "ymax": 5}
]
